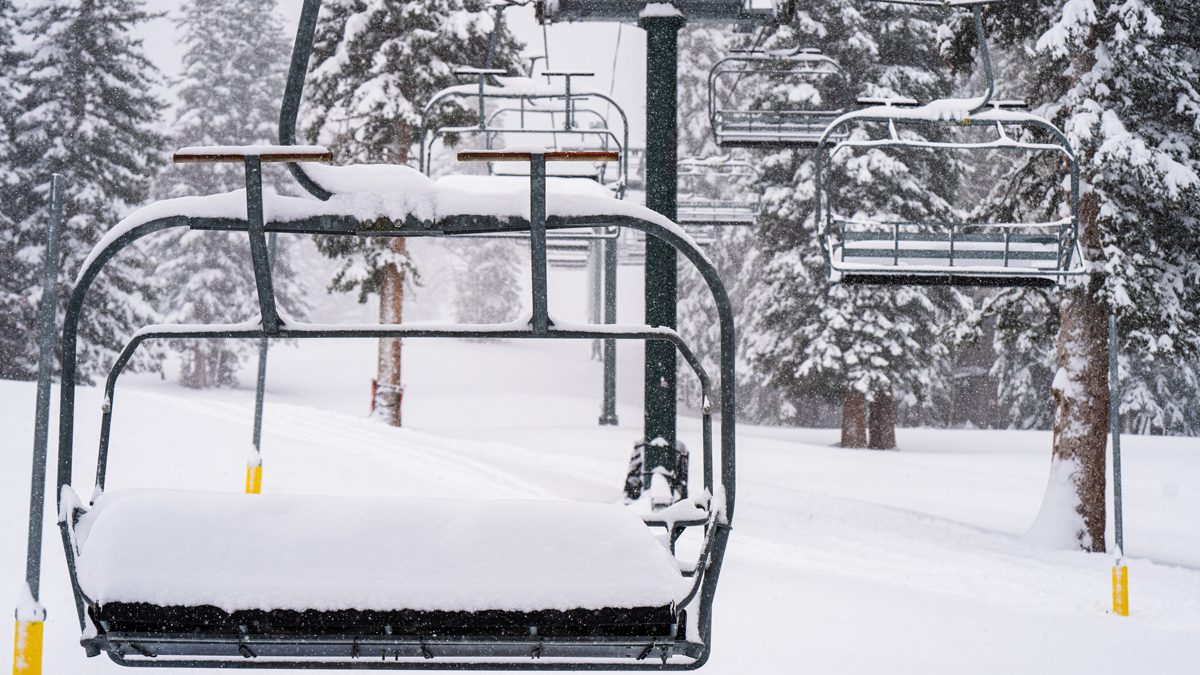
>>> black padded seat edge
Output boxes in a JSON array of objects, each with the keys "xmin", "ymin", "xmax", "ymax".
[{"xmin": 91, "ymin": 602, "xmax": 679, "ymax": 639}]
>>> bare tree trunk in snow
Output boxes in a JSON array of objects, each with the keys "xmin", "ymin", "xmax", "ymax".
[
  {"xmin": 372, "ymin": 125, "xmax": 412, "ymax": 427},
  {"xmin": 1040, "ymin": 191, "xmax": 1108, "ymax": 551},
  {"xmin": 868, "ymin": 385, "xmax": 896, "ymax": 450},
  {"xmin": 187, "ymin": 343, "xmax": 207, "ymax": 388},
  {"xmin": 374, "ymin": 238, "xmax": 407, "ymax": 427},
  {"xmin": 841, "ymin": 386, "xmax": 867, "ymax": 448}
]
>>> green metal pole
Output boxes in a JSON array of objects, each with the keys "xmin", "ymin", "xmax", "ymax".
[
  {"xmin": 251, "ymin": 232, "xmax": 279, "ymax": 454},
  {"xmin": 1109, "ymin": 313, "xmax": 1124, "ymax": 555},
  {"xmin": 600, "ymin": 235, "xmax": 619, "ymax": 426},
  {"xmin": 639, "ymin": 10, "xmax": 686, "ymax": 495},
  {"xmin": 14, "ymin": 174, "xmax": 63, "ymax": 675}
]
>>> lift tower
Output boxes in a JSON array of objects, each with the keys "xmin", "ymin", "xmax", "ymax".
[{"xmin": 538, "ymin": 1, "xmax": 789, "ymax": 498}]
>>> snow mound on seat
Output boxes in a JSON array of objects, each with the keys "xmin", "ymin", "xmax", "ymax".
[{"xmin": 74, "ymin": 489, "xmax": 689, "ymax": 614}]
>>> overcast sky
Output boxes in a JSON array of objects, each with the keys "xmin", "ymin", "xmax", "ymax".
[{"xmin": 140, "ymin": 1, "xmax": 650, "ymax": 145}]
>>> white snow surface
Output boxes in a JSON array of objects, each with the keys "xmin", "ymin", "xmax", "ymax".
[{"xmin": 73, "ymin": 489, "xmax": 689, "ymax": 613}]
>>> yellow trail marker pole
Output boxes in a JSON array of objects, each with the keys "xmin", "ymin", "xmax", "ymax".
[
  {"xmin": 1112, "ymin": 561, "xmax": 1129, "ymax": 616},
  {"xmin": 14, "ymin": 176, "xmax": 63, "ymax": 675},
  {"xmin": 1109, "ymin": 314, "xmax": 1128, "ymax": 616},
  {"xmin": 245, "ymin": 458, "xmax": 263, "ymax": 495},
  {"xmin": 12, "ymin": 619, "xmax": 43, "ymax": 675}
]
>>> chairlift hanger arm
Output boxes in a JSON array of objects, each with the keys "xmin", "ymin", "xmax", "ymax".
[{"xmin": 865, "ymin": 0, "xmax": 1006, "ymax": 112}]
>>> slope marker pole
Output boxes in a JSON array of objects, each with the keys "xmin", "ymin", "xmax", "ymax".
[
  {"xmin": 1109, "ymin": 313, "xmax": 1128, "ymax": 616},
  {"xmin": 13, "ymin": 174, "xmax": 65, "ymax": 675}
]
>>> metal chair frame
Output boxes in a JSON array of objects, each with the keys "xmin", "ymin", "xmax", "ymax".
[
  {"xmin": 676, "ymin": 157, "xmax": 762, "ymax": 227},
  {"xmin": 707, "ymin": 47, "xmax": 851, "ymax": 148},
  {"xmin": 50, "ymin": 0, "xmax": 738, "ymax": 668},
  {"xmin": 55, "ymin": 148, "xmax": 737, "ymax": 670},
  {"xmin": 814, "ymin": 100, "xmax": 1083, "ymax": 287},
  {"xmin": 418, "ymin": 69, "xmax": 630, "ymax": 196}
]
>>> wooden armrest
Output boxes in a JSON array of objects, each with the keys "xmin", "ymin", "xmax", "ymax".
[
  {"xmin": 173, "ymin": 144, "xmax": 332, "ymax": 164},
  {"xmin": 457, "ymin": 150, "xmax": 619, "ymax": 163}
]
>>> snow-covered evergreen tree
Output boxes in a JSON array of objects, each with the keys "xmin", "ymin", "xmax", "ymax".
[
  {"xmin": 303, "ymin": 0, "xmax": 524, "ymax": 426},
  {"xmin": 953, "ymin": 1, "xmax": 1200, "ymax": 549},
  {"xmin": 452, "ymin": 239, "xmax": 521, "ymax": 326},
  {"xmin": 0, "ymin": 0, "xmax": 32, "ymax": 379},
  {"xmin": 740, "ymin": 3, "xmax": 971, "ymax": 447},
  {"xmin": 151, "ymin": 0, "xmax": 306, "ymax": 388},
  {"xmin": 6, "ymin": 0, "xmax": 166, "ymax": 382}
]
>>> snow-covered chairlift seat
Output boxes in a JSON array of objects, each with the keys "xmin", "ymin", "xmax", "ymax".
[
  {"xmin": 64, "ymin": 488, "xmax": 700, "ymax": 658},
  {"xmin": 49, "ymin": 1, "xmax": 736, "ymax": 665},
  {"xmin": 56, "ymin": 144, "xmax": 734, "ymax": 668}
]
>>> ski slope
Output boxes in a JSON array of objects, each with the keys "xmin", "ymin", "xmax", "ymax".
[{"xmin": 2, "ymin": 261, "xmax": 1199, "ymax": 673}]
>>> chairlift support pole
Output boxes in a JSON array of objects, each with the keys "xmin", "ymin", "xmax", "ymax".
[
  {"xmin": 14, "ymin": 174, "xmax": 64, "ymax": 675},
  {"xmin": 600, "ymin": 235, "xmax": 620, "ymax": 425},
  {"xmin": 640, "ymin": 9, "xmax": 687, "ymax": 481},
  {"xmin": 540, "ymin": 0, "xmax": 783, "ymax": 498}
]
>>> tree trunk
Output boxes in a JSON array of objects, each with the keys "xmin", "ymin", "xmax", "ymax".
[
  {"xmin": 1043, "ymin": 190, "xmax": 1108, "ymax": 552},
  {"xmin": 867, "ymin": 385, "xmax": 896, "ymax": 450},
  {"xmin": 187, "ymin": 343, "xmax": 207, "ymax": 388},
  {"xmin": 374, "ymin": 237, "xmax": 407, "ymax": 427},
  {"xmin": 841, "ymin": 386, "xmax": 867, "ymax": 448},
  {"xmin": 372, "ymin": 125, "xmax": 412, "ymax": 427}
]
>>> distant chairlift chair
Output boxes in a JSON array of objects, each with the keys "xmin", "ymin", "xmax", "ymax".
[
  {"xmin": 675, "ymin": 156, "xmax": 762, "ymax": 246},
  {"xmin": 418, "ymin": 67, "xmax": 630, "ymax": 270},
  {"xmin": 815, "ymin": 0, "xmax": 1083, "ymax": 287},
  {"xmin": 53, "ymin": 0, "xmax": 737, "ymax": 669},
  {"xmin": 708, "ymin": 46, "xmax": 851, "ymax": 148}
]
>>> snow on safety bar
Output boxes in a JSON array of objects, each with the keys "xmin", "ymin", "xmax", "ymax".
[
  {"xmin": 457, "ymin": 149, "xmax": 619, "ymax": 163},
  {"xmin": 173, "ymin": 144, "xmax": 333, "ymax": 164}
]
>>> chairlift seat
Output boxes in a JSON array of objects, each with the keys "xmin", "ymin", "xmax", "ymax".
[
  {"xmin": 831, "ymin": 224, "xmax": 1070, "ymax": 287},
  {"xmin": 712, "ymin": 109, "xmax": 847, "ymax": 148},
  {"xmin": 676, "ymin": 198, "xmax": 759, "ymax": 227},
  {"xmin": 69, "ymin": 489, "xmax": 696, "ymax": 663}
]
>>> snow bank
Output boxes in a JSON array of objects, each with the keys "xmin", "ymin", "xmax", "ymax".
[
  {"xmin": 1023, "ymin": 457, "xmax": 1090, "ymax": 549},
  {"xmin": 74, "ymin": 489, "xmax": 690, "ymax": 613}
]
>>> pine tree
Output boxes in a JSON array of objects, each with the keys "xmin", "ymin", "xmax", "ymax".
[
  {"xmin": 304, "ymin": 0, "xmax": 523, "ymax": 426},
  {"xmin": 959, "ymin": 1, "xmax": 1200, "ymax": 550},
  {"xmin": 151, "ymin": 0, "xmax": 306, "ymax": 388},
  {"xmin": 0, "ymin": 0, "xmax": 32, "ymax": 379},
  {"xmin": 740, "ymin": 3, "xmax": 971, "ymax": 448},
  {"xmin": 452, "ymin": 239, "xmax": 521, "ymax": 326},
  {"xmin": 7, "ymin": 0, "xmax": 167, "ymax": 382}
]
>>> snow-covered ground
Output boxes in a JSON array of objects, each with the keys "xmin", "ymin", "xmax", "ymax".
[{"xmin": 3, "ymin": 261, "xmax": 1199, "ymax": 673}]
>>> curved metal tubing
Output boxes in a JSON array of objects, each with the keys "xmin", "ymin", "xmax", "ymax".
[
  {"xmin": 94, "ymin": 323, "xmax": 713, "ymax": 495},
  {"xmin": 278, "ymin": 0, "xmax": 329, "ymax": 200},
  {"xmin": 706, "ymin": 50, "xmax": 851, "ymax": 144},
  {"xmin": 418, "ymin": 87, "xmax": 630, "ymax": 192},
  {"xmin": 813, "ymin": 107, "xmax": 1082, "ymax": 282},
  {"xmin": 865, "ymin": 1, "xmax": 998, "ymax": 112},
  {"xmin": 55, "ymin": 208, "xmax": 737, "ymax": 669}
]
